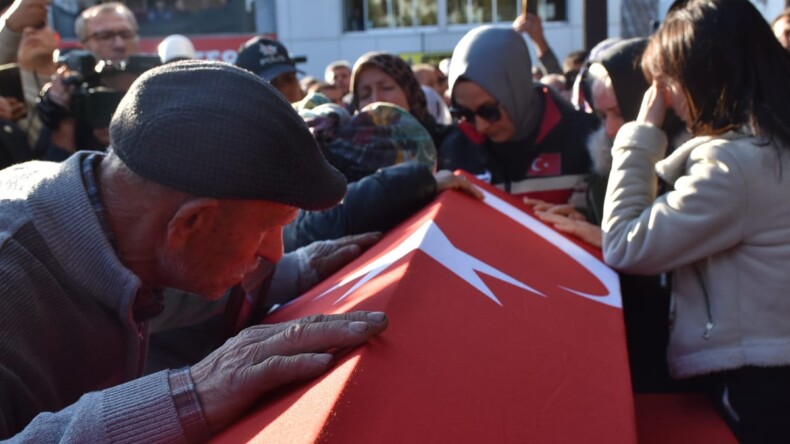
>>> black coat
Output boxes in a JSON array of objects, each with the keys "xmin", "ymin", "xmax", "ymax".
[
  {"xmin": 438, "ymin": 85, "xmax": 599, "ymax": 193},
  {"xmin": 283, "ymin": 162, "xmax": 437, "ymax": 252},
  {"xmin": 0, "ymin": 120, "xmax": 33, "ymax": 170}
]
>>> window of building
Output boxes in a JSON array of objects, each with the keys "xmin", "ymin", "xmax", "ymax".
[
  {"xmin": 344, "ymin": 0, "xmax": 438, "ymax": 30},
  {"xmin": 446, "ymin": 0, "xmax": 519, "ymax": 25},
  {"xmin": 343, "ymin": 0, "xmax": 564, "ymax": 32},
  {"xmin": 533, "ymin": 0, "xmax": 566, "ymax": 22}
]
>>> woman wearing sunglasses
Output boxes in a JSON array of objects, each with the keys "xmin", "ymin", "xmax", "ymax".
[
  {"xmin": 283, "ymin": 52, "xmax": 484, "ymax": 251},
  {"xmin": 602, "ymin": 0, "xmax": 790, "ymax": 440},
  {"xmin": 439, "ymin": 25, "xmax": 599, "ymax": 204}
]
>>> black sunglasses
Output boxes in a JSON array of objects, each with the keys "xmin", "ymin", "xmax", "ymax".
[{"xmin": 449, "ymin": 102, "xmax": 502, "ymax": 124}]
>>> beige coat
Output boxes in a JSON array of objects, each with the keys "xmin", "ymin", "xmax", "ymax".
[{"xmin": 602, "ymin": 122, "xmax": 790, "ymax": 378}]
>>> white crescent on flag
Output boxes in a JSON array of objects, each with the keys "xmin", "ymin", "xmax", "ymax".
[{"xmin": 479, "ymin": 187, "xmax": 621, "ymax": 308}]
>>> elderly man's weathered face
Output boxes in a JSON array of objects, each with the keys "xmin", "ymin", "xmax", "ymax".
[
  {"xmin": 160, "ymin": 199, "xmax": 298, "ymax": 299},
  {"xmin": 82, "ymin": 10, "xmax": 140, "ymax": 63}
]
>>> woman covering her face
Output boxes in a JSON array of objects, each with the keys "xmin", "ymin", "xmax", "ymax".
[{"xmin": 601, "ymin": 0, "xmax": 790, "ymax": 441}]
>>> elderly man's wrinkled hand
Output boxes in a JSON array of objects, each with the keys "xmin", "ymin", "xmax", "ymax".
[
  {"xmin": 297, "ymin": 232, "xmax": 382, "ymax": 290},
  {"xmin": 190, "ymin": 311, "xmax": 388, "ymax": 433},
  {"xmin": 434, "ymin": 170, "xmax": 484, "ymax": 200}
]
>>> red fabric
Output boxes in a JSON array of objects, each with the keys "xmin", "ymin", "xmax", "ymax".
[
  {"xmin": 527, "ymin": 153, "xmax": 562, "ymax": 177},
  {"xmin": 634, "ymin": 394, "xmax": 738, "ymax": 444},
  {"xmin": 457, "ymin": 120, "xmax": 487, "ymax": 145},
  {"xmin": 211, "ymin": 176, "xmax": 635, "ymax": 443},
  {"xmin": 534, "ymin": 86, "xmax": 561, "ymax": 145},
  {"xmin": 517, "ymin": 188, "xmax": 574, "ymax": 204}
]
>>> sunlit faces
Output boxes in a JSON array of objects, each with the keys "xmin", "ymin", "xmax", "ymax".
[
  {"xmin": 355, "ymin": 66, "xmax": 410, "ymax": 111},
  {"xmin": 271, "ymin": 71, "xmax": 304, "ymax": 103},
  {"xmin": 331, "ymin": 66, "xmax": 351, "ymax": 96},
  {"xmin": 18, "ymin": 25, "xmax": 58, "ymax": 67},
  {"xmin": 452, "ymin": 80, "xmax": 516, "ymax": 143},
  {"xmin": 414, "ymin": 68, "xmax": 439, "ymax": 91},
  {"xmin": 773, "ymin": 16, "xmax": 790, "ymax": 51},
  {"xmin": 82, "ymin": 11, "xmax": 139, "ymax": 63},
  {"xmin": 159, "ymin": 199, "xmax": 298, "ymax": 299},
  {"xmin": 591, "ymin": 80, "xmax": 624, "ymax": 139},
  {"xmin": 316, "ymin": 84, "xmax": 343, "ymax": 105}
]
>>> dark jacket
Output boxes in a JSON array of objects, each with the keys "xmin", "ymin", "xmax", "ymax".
[
  {"xmin": 0, "ymin": 120, "xmax": 34, "ymax": 170},
  {"xmin": 439, "ymin": 85, "xmax": 598, "ymax": 203},
  {"xmin": 283, "ymin": 162, "xmax": 437, "ymax": 251},
  {"xmin": 586, "ymin": 38, "xmax": 691, "ymax": 393}
]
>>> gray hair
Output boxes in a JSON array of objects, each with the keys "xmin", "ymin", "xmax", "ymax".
[
  {"xmin": 75, "ymin": 2, "xmax": 138, "ymax": 42},
  {"xmin": 324, "ymin": 60, "xmax": 351, "ymax": 83}
]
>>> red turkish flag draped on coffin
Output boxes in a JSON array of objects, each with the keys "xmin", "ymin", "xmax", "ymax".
[{"xmin": 211, "ymin": 174, "xmax": 637, "ymax": 443}]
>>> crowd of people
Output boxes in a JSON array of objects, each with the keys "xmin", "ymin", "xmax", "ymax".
[{"xmin": 1, "ymin": 0, "xmax": 790, "ymax": 442}]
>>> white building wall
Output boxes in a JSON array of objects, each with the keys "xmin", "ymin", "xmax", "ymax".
[
  {"xmin": 656, "ymin": 0, "xmax": 785, "ymax": 21},
  {"xmin": 275, "ymin": 0, "xmax": 622, "ymax": 79}
]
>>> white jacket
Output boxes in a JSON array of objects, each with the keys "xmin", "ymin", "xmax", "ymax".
[{"xmin": 602, "ymin": 122, "xmax": 790, "ymax": 378}]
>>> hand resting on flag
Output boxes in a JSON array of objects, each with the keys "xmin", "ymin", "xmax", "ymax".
[
  {"xmin": 525, "ymin": 197, "xmax": 603, "ymax": 248},
  {"xmin": 190, "ymin": 311, "xmax": 388, "ymax": 433},
  {"xmin": 434, "ymin": 171, "xmax": 485, "ymax": 200}
]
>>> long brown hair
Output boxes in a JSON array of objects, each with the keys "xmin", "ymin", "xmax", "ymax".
[{"xmin": 642, "ymin": 0, "xmax": 790, "ymax": 149}]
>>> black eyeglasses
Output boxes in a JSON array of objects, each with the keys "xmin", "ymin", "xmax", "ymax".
[
  {"xmin": 449, "ymin": 102, "xmax": 502, "ymax": 124},
  {"xmin": 85, "ymin": 29, "xmax": 137, "ymax": 43}
]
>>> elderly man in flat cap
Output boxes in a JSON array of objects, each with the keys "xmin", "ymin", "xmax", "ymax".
[{"xmin": 0, "ymin": 60, "xmax": 389, "ymax": 442}]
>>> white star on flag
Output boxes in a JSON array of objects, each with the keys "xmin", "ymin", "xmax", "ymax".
[
  {"xmin": 314, "ymin": 220, "xmax": 544, "ymax": 306},
  {"xmin": 315, "ymin": 185, "xmax": 621, "ymax": 309}
]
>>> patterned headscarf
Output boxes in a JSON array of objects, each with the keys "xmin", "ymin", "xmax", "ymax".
[
  {"xmin": 323, "ymin": 102, "xmax": 436, "ymax": 182},
  {"xmin": 350, "ymin": 52, "xmax": 429, "ymax": 123}
]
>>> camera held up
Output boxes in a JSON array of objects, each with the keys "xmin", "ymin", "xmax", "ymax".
[{"xmin": 57, "ymin": 50, "xmax": 161, "ymax": 128}]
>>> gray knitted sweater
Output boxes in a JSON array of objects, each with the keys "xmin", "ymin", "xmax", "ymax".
[{"xmin": 0, "ymin": 154, "xmax": 192, "ymax": 442}]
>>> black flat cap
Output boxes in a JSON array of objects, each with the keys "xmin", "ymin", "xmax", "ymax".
[{"xmin": 109, "ymin": 60, "xmax": 346, "ymax": 210}]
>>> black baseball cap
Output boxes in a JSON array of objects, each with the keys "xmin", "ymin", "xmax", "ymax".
[{"xmin": 236, "ymin": 36, "xmax": 304, "ymax": 82}]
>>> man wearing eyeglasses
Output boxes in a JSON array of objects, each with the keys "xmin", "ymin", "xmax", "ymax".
[
  {"xmin": 75, "ymin": 2, "xmax": 139, "ymax": 64},
  {"xmin": 35, "ymin": 2, "xmax": 140, "ymax": 160}
]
